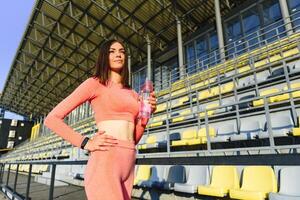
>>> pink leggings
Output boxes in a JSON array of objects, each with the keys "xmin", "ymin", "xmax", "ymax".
[{"xmin": 84, "ymin": 139, "xmax": 136, "ymax": 200}]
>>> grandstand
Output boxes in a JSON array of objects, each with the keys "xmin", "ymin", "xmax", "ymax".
[{"xmin": 0, "ymin": 0, "xmax": 300, "ymax": 199}]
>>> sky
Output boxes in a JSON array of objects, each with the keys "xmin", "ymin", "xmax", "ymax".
[{"xmin": 0, "ymin": 1, "xmax": 36, "ymax": 120}]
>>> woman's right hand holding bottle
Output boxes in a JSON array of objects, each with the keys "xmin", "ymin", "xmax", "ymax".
[{"xmin": 84, "ymin": 130, "xmax": 118, "ymax": 152}]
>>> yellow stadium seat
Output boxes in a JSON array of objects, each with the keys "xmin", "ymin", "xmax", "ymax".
[
  {"xmin": 254, "ymin": 59, "xmax": 268, "ymax": 68},
  {"xmin": 292, "ymin": 128, "xmax": 300, "ymax": 136},
  {"xmin": 155, "ymin": 102, "xmax": 167, "ymax": 113},
  {"xmin": 221, "ymin": 82, "xmax": 234, "ymax": 94},
  {"xmin": 171, "ymin": 129, "xmax": 197, "ymax": 146},
  {"xmin": 148, "ymin": 114, "xmax": 167, "ymax": 128},
  {"xmin": 282, "ymin": 82, "xmax": 300, "ymax": 99},
  {"xmin": 283, "ymin": 47, "xmax": 299, "ymax": 58},
  {"xmin": 197, "ymin": 126, "xmax": 216, "ymax": 144},
  {"xmin": 145, "ymin": 135, "xmax": 156, "ymax": 145},
  {"xmin": 269, "ymin": 54, "xmax": 282, "ymax": 63},
  {"xmin": 198, "ymin": 166, "xmax": 239, "ymax": 197},
  {"xmin": 191, "ymin": 81, "xmax": 205, "ymax": 90},
  {"xmin": 291, "ymin": 116, "xmax": 300, "ymax": 136},
  {"xmin": 133, "ymin": 165, "xmax": 151, "ymax": 185},
  {"xmin": 199, "ymin": 103, "xmax": 219, "ymax": 118},
  {"xmin": 171, "ymin": 88, "xmax": 187, "ymax": 97},
  {"xmin": 229, "ymin": 166, "xmax": 277, "ymax": 200},
  {"xmin": 198, "ymin": 90, "xmax": 210, "ymax": 100},
  {"xmin": 171, "ymin": 109, "xmax": 192, "ymax": 123},
  {"xmin": 238, "ymin": 65, "xmax": 251, "ymax": 73},
  {"xmin": 171, "ymin": 96, "xmax": 189, "ymax": 108},
  {"xmin": 253, "ymin": 88, "xmax": 281, "ymax": 107}
]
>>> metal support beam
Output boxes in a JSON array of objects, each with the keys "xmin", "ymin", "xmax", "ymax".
[
  {"xmin": 176, "ymin": 17, "xmax": 185, "ymax": 79},
  {"xmin": 214, "ymin": 0, "xmax": 225, "ymax": 61},
  {"xmin": 279, "ymin": 0, "xmax": 293, "ymax": 36},
  {"xmin": 147, "ymin": 36, "xmax": 151, "ymax": 80}
]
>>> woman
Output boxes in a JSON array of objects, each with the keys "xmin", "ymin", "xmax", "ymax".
[{"xmin": 44, "ymin": 39, "xmax": 157, "ymax": 200}]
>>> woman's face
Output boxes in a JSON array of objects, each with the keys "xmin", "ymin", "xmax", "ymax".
[{"xmin": 109, "ymin": 42, "xmax": 125, "ymax": 72}]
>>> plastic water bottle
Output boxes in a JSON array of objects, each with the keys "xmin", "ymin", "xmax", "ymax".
[{"xmin": 139, "ymin": 79, "xmax": 153, "ymax": 119}]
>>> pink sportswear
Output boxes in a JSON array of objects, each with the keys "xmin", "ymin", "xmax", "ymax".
[{"xmin": 44, "ymin": 76, "xmax": 147, "ymax": 146}]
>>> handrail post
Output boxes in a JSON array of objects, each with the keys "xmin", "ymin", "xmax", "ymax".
[
  {"xmin": 13, "ymin": 164, "xmax": 19, "ymax": 194},
  {"xmin": 6, "ymin": 163, "xmax": 11, "ymax": 185},
  {"xmin": 25, "ymin": 164, "xmax": 32, "ymax": 200},
  {"xmin": 48, "ymin": 164, "xmax": 56, "ymax": 200}
]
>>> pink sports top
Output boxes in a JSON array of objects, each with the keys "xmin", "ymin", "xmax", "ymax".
[{"xmin": 44, "ymin": 77, "xmax": 147, "ymax": 147}]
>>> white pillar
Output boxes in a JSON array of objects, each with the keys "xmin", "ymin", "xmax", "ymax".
[
  {"xmin": 177, "ymin": 17, "xmax": 185, "ymax": 79},
  {"xmin": 214, "ymin": 0, "xmax": 225, "ymax": 61},
  {"xmin": 279, "ymin": 0, "xmax": 293, "ymax": 36}
]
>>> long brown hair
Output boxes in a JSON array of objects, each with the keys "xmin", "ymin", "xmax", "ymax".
[{"xmin": 94, "ymin": 39, "xmax": 130, "ymax": 88}]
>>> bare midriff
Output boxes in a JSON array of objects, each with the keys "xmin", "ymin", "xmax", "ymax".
[{"xmin": 97, "ymin": 120, "xmax": 135, "ymax": 141}]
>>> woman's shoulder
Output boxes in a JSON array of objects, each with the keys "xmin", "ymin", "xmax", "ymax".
[{"xmin": 84, "ymin": 76, "xmax": 105, "ymax": 87}]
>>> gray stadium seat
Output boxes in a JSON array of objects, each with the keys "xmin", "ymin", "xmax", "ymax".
[
  {"xmin": 140, "ymin": 165, "xmax": 166, "ymax": 188},
  {"xmin": 211, "ymin": 123, "xmax": 238, "ymax": 142},
  {"xmin": 174, "ymin": 165, "xmax": 209, "ymax": 193},
  {"xmin": 230, "ymin": 120, "xmax": 262, "ymax": 141},
  {"xmin": 237, "ymin": 76, "xmax": 255, "ymax": 88},
  {"xmin": 163, "ymin": 165, "xmax": 186, "ymax": 190},
  {"xmin": 269, "ymin": 166, "xmax": 300, "ymax": 200},
  {"xmin": 258, "ymin": 115, "xmax": 294, "ymax": 138},
  {"xmin": 289, "ymin": 61, "xmax": 300, "ymax": 74}
]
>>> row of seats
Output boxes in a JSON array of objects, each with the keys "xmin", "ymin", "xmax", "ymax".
[
  {"xmin": 139, "ymin": 115, "xmax": 299, "ymax": 150},
  {"xmin": 150, "ymin": 79, "xmax": 300, "ymax": 128},
  {"xmin": 7, "ymin": 164, "xmax": 48, "ymax": 174},
  {"xmin": 134, "ymin": 165, "xmax": 300, "ymax": 200},
  {"xmin": 154, "ymin": 77, "xmax": 300, "ymax": 117}
]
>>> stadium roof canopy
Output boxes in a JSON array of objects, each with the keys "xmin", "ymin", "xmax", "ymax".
[{"xmin": 0, "ymin": 0, "xmax": 242, "ymax": 119}]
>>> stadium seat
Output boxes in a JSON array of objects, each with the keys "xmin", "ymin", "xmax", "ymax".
[
  {"xmin": 171, "ymin": 88, "xmax": 187, "ymax": 97},
  {"xmin": 254, "ymin": 58, "xmax": 268, "ymax": 68},
  {"xmin": 282, "ymin": 47, "xmax": 299, "ymax": 58},
  {"xmin": 197, "ymin": 126, "xmax": 216, "ymax": 144},
  {"xmin": 142, "ymin": 134, "xmax": 157, "ymax": 149},
  {"xmin": 230, "ymin": 120, "xmax": 262, "ymax": 141},
  {"xmin": 269, "ymin": 166, "xmax": 300, "ymax": 200},
  {"xmin": 238, "ymin": 65, "xmax": 251, "ymax": 73},
  {"xmin": 174, "ymin": 165, "xmax": 209, "ymax": 193},
  {"xmin": 220, "ymin": 82, "xmax": 234, "ymax": 94},
  {"xmin": 257, "ymin": 115, "xmax": 294, "ymax": 138},
  {"xmin": 211, "ymin": 123, "xmax": 238, "ymax": 142},
  {"xmin": 171, "ymin": 109, "xmax": 192, "ymax": 123},
  {"xmin": 171, "ymin": 129, "xmax": 197, "ymax": 146},
  {"xmin": 145, "ymin": 134, "xmax": 167, "ymax": 149},
  {"xmin": 198, "ymin": 166, "xmax": 239, "ymax": 197},
  {"xmin": 231, "ymin": 94, "xmax": 256, "ymax": 111},
  {"xmin": 253, "ymin": 88, "xmax": 283, "ymax": 107},
  {"xmin": 133, "ymin": 165, "xmax": 151, "ymax": 186},
  {"xmin": 291, "ymin": 117, "xmax": 300, "ymax": 136},
  {"xmin": 155, "ymin": 102, "xmax": 167, "ymax": 113},
  {"xmin": 139, "ymin": 165, "xmax": 167, "ymax": 188},
  {"xmin": 163, "ymin": 165, "xmax": 186, "ymax": 190},
  {"xmin": 148, "ymin": 114, "xmax": 167, "ymax": 128},
  {"xmin": 229, "ymin": 166, "xmax": 277, "ymax": 200},
  {"xmin": 171, "ymin": 95, "xmax": 189, "ymax": 108},
  {"xmin": 199, "ymin": 103, "xmax": 219, "ymax": 118},
  {"xmin": 256, "ymin": 70, "xmax": 270, "ymax": 83},
  {"xmin": 289, "ymin": 61, "xmax": 300, "ymax": 74},
  {"xmin": 281, "ymin": 82, "xmax": 300, "ymax": 100}
]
